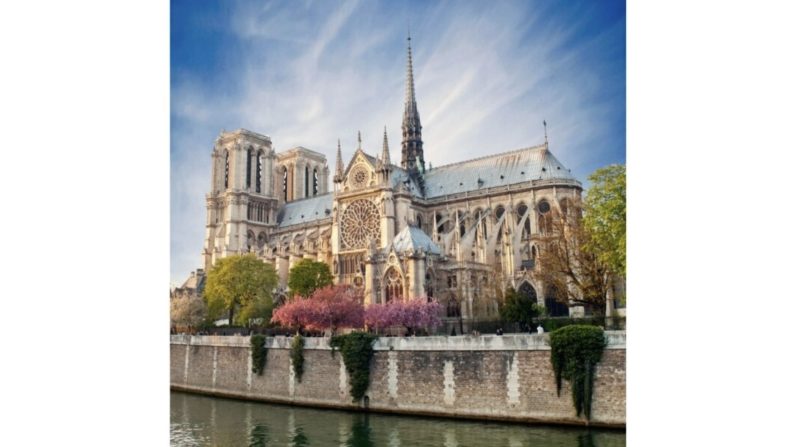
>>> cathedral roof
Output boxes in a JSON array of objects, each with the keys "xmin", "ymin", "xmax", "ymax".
[
  {"xmin": 276, "ymin": 193, "xmax": 333, "ymax": 228},
  {"xmin": 422, "ymin": 144, "xmax": 578, "ymax": 198},
  {"xmin": 391, "ymin": 225, "xmax": 441, "ymax": 255}
]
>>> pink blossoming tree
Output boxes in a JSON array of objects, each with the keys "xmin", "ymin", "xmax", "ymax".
[
  {"xmin": 271, "ymin": 284, "xmax": 364, "ymax": 334},
  {"xmin": 365, "ymin": 297, "xmax": 443, "ymax": 335}
]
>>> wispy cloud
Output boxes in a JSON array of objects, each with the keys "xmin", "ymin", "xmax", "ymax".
[{"xmin": 171, "ymin": 0, "xmax": 625, "ymax": 283}]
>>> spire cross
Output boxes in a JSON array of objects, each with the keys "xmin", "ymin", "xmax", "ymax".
[
  {"xmin": 543, "ymin": 120, "xmax": 548, "ymax": 145},
  {"xmin": 357, "ymin": 131, "xmax": 362, "ymax": 150}
]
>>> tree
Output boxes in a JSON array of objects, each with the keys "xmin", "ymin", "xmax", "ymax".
[
  {"xmin": 536, "ymin": 198, "xmax": 612, "ymax": 316},
  {"xmin": 170, "ymin": 292, "xmax": 207, "ymax": 332},
  {"xmin": 583, "ymin": 164, "xmax": 626, "ymax": 279},
  {"xmin": 271, "ymin": 285, "xmax": 364, "ymax": 334},
  {"xmin": 237, "ymin": 295, "xmax": 274, "ymax": 328},
  {"xmin": 203, "ymin": 254, "xmax": 279, "ymax": 326},
  {"xmin": 287, "ymin": 259, "xmax": 333, "ymax": 298},
  {"xmin": 364, "ymin": 298, "xmax": 443, "ymax": 335},
  {"xmin": 499, "ymin": 286, "xmax": 540, "ymax": 331}
]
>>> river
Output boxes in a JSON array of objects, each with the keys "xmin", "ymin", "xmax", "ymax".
[{"xmin": 171, "ymin": 392, "xmax": 625, "ymax": 446}]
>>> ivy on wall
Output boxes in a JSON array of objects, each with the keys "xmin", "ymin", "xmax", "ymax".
[
  {"xmin": 250, "ymin": 334, "xmax": 268, "ymax": 375},
  {"xmin": 549, "ymin": 325, "xmax": 607, "ymax": 420},
  {"xmin": 290, "ymin": 334, "xmax": 306, "ymax": 382},
  {"xmin": 330, "ymin": 332, "xmax": 378, "ymax": 402}
]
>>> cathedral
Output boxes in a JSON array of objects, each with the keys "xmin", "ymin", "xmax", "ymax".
[{"xmin": 200, "ymin": 37, "xmax": 583, "ymax": 328}]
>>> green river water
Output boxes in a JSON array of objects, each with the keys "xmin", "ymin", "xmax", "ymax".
[{"xmin": 171, "ymin": 392, "xmax": 625, "ymax": 446}]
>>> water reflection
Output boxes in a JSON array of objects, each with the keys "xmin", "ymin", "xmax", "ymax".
[
  {"xmin": 171, "ymin": 392, "xmax": 625, "ymax": 447},
  {"xmin": 249, "ymin": 424, "xmax": 269, "ymax": 447},
  {"xmin": 346, "ymin": 415, "xmax": 373, "ymax": 447}
]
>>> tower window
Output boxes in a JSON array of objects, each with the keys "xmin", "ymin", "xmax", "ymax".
[
  {"xmin": 304, "ymin": 166, "xmax": 309, "ymax": 198},
  {"xmin": 282, "ymin": 167, "xmax": 288, "ymax": 201},
  {"xmin": 256, "ymin": 152, "xmax": 262, "ymax": 193},
  {"xmin": 246, "ymin": 148, "xmax": 253, "ymax": 188},
  {"xmin": 224, "ymin": 151, "xmax": 229, "ymax": 189}
]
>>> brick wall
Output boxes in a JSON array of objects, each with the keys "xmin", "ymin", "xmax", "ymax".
[{"xmin": 170, "ymin": 333, "xmax": 625, "ymax": 427}]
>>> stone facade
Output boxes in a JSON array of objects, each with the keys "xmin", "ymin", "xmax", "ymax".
[
  {"xmin": 198, "ymin": 38, "xmax": 583, "ymax": 327},
  {"xmin": 170, "ymin": 333, "xmax": 626, "ymax": 427}
]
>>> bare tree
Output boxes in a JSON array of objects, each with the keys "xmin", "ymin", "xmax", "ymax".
[
  {"xmin": 535, "ymin": 198, "xmax": 612, "ymax": 316},
  {"xmin": 170, "ymin": 292, "xmax": 208, "ymax": 332}
]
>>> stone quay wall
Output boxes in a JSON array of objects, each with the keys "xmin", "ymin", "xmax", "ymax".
[{"xmin": 170, "ymin": 332, "xmax": 625, "ymax": 428}]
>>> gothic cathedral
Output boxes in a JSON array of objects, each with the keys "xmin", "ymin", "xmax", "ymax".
[{"xmin": 201, "ymin": 37, "xmax": 583, "ymax": 329}]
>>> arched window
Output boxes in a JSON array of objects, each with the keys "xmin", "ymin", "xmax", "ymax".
[
  {"xmin": 246, "ymin": 148, "xmax": 253, "ymax": 188},
  {"xmin": 447, "ymin": 297, "xmax": 461, "ymax": 318},
  {"xmin": 518, "ymin": 281, "xmax": 538, "ymax": 306},
  {"xmin": 384, "ymin": 268, "xmax": 403, "ymax": 302},
  {"xmin": 544, "ymin": 285, "xmax": 569, "ymax": 317},
  {"xmin": 436, "ymin": 212, "xmax": 444, "ymax": 234},
  {"xmin": 425, "ymin": 270, "xmax": 434, "ymax": 298},
  {"xmin": 313, "ymin": 168, "xmax": 318, "ymax": 196},
  {"xmin": 282, "ymin": 167, "xmax": 288, "ymax": 201},
  {"xmin": 256, "ymin": 152, "xmax": 262, "ymax": 193},
  {"xmin": 538, "ymin": 200, "xmax": 551, "ymax": 234},
  {"xmin": 246, "ymin": 230, "xmax": 255, "ymax": 251},
  {"xmin": 459, "ymin": 211, "xmax": 466, "ymax": 236},
  {"xmin": 495, "ymin": 205, "xmax": 505, "ymax": 220},
  {"xmin": 416, "ymin": 214, "xmax": 422, "ymax": 229},
  {"xmin": 517, "ymin": 203, "xmax": 531, "ymax": 239},
  {"xmin": 475, "ymin": 208, "xmax": 487, "ymax": 239}
]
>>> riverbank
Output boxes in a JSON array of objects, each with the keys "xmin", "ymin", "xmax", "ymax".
[{"xmin": 170, "ymin": 332, "xmax": 625, "ymax": 428}]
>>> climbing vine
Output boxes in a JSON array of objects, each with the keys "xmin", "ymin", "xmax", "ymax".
[
  {"xmin": 330, "ymin": 332, "xmax": 378, "ymax": 402},
  {"xmin": 250, "ymin": 334, "xmax": 267, "ymax": 375},
  {"xmin": 290, "ymin": 334, "xmax": 305, "ymax": 382},
  {"xmin": 549, "ymin": 325, "xmax": 607, "ymax": 420}
]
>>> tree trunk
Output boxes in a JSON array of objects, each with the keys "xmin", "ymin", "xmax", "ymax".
[{"xmin": 229, "ymin": 307, "xmax": 234, "ymax": 326}]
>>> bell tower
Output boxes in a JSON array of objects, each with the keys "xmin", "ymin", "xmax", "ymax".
[{"xmin": 203, "ymin": 129, "xmax": 277, "ymax": 272}]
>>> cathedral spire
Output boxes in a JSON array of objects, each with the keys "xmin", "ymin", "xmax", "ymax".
[
  {"xmin": 381, "ymin": 126, "xmax": 391, "ymax": 165},
  {"xmin": 401, "ymin": 32, "xmax": 426, "ymax": 191},
  {"xmin": 334, "ymin": 139, "xmax": 343, "ymax": 182}
]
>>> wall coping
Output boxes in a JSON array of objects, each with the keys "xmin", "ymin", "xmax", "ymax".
[{"xmin": 171, "ymin": 331, "xmax": 625, "ymax": 351}]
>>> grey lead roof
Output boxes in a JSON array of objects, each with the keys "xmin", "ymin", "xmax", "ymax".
[
  {"xmin": 276, "ymin": 193, "xmax": 333, "ymax": 228},
  {"xmin": 390, "ymin": 225, "xmax": 441, "ymax": 255},
  {"xmin": 275, "ymin": 144, "xmax": 577, "ymax": 227},
  {"xmin": 422, "ymin": 144, "xmax": 577, "ymax": 198}
]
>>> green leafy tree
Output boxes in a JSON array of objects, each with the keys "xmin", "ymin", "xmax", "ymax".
[
  {"xmin": 500, "ymin": 286, "xmax": 540, "ymax": 331},
  {"xmin": 583, "ymin": 164, "xmax": 626, "ymax": 278},
  {"xmin": 204, "ymin": 254, "xmax": 278, "ymax": 326},
  {"xmin": 287, "ymin": 259, "xmax": 333, "ymax": 298},
  {"xmin": 238, "ymin": 295, "xmax": 274, "ymax": 327}
]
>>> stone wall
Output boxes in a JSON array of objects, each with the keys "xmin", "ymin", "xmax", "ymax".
[{"xmin": 170, "ymin": 332, "xmax": 625, "ymax": 427}]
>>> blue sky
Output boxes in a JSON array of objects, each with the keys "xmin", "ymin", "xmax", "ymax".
[{"xmin": 171, "ymin": 0, "xmax": 626, "ymax": 285}]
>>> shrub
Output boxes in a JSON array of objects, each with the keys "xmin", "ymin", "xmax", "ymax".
[
  {"xmin": 330, "ymin": 332, "xmax": 378, "ymax": 402},
  {"xmin": 290, "ymin": 334, "xmax": 305, "ymax": 382},
  {"xmin": 250, "ymin": 334, "xmax": 267, "ymax": 375},
  {"xmin": 549, "ymin": 325, "xmax": 607, "ymax": 420}
]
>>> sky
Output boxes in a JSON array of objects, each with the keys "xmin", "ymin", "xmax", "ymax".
[{"xmin": 171, "ymin": 0, "xmax": 626, "ymax": 285}]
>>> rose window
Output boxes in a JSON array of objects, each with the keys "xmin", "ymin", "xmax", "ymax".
[
  {"xmin": 340, "ymin": 199, "xmax": 381, "ymax": 249},
  {"xmin": 350, "ymin": 165, "xmax": 370, "ymax": 189}
]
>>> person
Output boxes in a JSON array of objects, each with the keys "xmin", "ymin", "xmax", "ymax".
[
  {"xmin": 537, "ymin": 325, "xmax": 544, "ymax": 335},
  {"xmin": 496, "ymin": 328, "xmax": 503, "ymax": 336}
]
